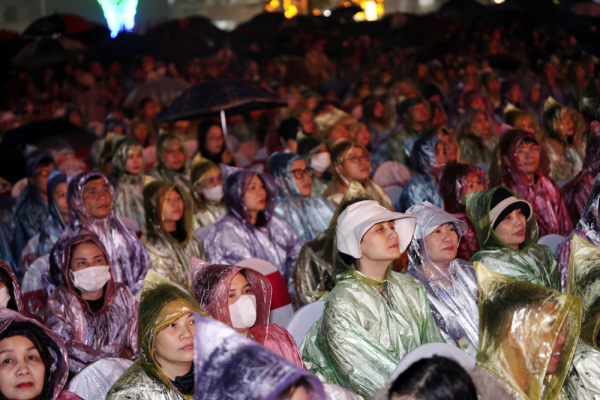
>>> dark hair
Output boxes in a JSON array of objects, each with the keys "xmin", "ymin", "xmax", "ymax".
[
  {"xmin": 277, "ymin": 118, "xmax": 301, "ymax": 142},
  {"xmin": 389, "ymin": 356, "xmax": 477, "ymax": 400},
  {"xmin": 139, "ymin": 97, "xmax": 154, "ymax": 110},
  {"xmin": 518, "ymin": 136, "xmax": 538, "ymax": 146},
  {"xmin": 274, "ymin": 377, "xmax": 309, "ymax": 400},
  {"xmin": 0, "ymin": 269, "xmax": 17, "ymax": 311},
  {"xmin": 197, "ymin": 120, "xmax": 225, "ymax": 164},
  {"xmin": 83, "ymin": 175, "xmax": 103, "ymax": 185}
]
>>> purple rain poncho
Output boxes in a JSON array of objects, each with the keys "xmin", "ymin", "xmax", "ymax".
[
  {"xmin": 46, "ymin": 171, "xmax": 150, "ymax": 295},
  {"xmin": 556, "ymin": 174, "xmax": 600, "ymax": 292},
  {"xmin": 498, "ymin": 129, "xmax": 573, "ymax": 237},
  {"xmin": 45, "ymin": 233, "xmax": 138, "ymax": 374},
  {"xmin": 269, "ymin": 152, "xmax": 335, "ymax": 244},
  {"xmin": 204, "ymin": 165, "xmax": 301, "ymax": 300},
  {"xmin": 395, "ymin": 135, "xmax": 445, "ymax": 212},
  {"xmin": 37, "ymin": 170, "xmax": 68, "ymax": 257},
  {"xmin": 193, "ymin": 313, "xmax": 326, "ymax": 400}
]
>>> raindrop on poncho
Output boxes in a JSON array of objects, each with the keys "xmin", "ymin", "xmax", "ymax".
[
  {"xmin": 44, "ymin": 233, "xmax": 138, "ymax": 374},
  {"xmin": 475, "ymin": 263, "xmax": 581, "ymax": 400},
  {"xmin": 149, "ymin": 133, "xmax": 191, "ymax": 192},
  {"xmin": 189, "ymin": 159, "xmax": 227, "ymax": 229},
  {"xmin": 406, "ymin": 201, "xmax": 479, "ymax": 357},
  {"xmin": 191, "ymin": 257, "xmax": 304, "ymax": 367},
  {"xmin": 142, "ymin": 181, "xmax": 205, "ymax": 293},
  {"xmin": 204, "ymin": 165, "xmax": 301, "ymax": 300},
  {"xmin": 269, "ymin": 152, "xmax": 335, "ymax": 244},
  {"xmin": 37, "ymin": 170, "xmax": 68, "ymax": 257},
  {"xmin": 465, "ymin": 186, "xmax": 561, "ymax": 291},
  {"xmin": 106, "ymin": 270, "xmax": 207, "ymax": 400}
]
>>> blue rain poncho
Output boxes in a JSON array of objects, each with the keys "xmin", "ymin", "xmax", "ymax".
[
  {"xmin": 37, "ymin": 170, "xmax": 68, "ymax": 257},
  {"xmin": 269, "ymin": 152, "xmax": 335, "ymax": 244}
]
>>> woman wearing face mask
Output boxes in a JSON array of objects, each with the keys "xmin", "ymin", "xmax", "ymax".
[
  {"xmin": 297, "ymin": 137, "xmax": 331, "ymax": 197},
  {"xmin": 189, "ymin": 159, "xmax": 227, "ymax": 229},
  {"xmin": 0, "ymin": 309, "xmax": 83, "ymax": 400},
  {"xmin": 455, "ymin": 108, "xmax": 498, "ymax": 166},
  {"xmin": 396, "ymin": 135, "xmax": 447, "ymax": 213},
  {"xmin": 150, "ymin": 134, "xmax": 191, "ymax": 192},
  {"xmin": 44, "ymin": 234, "xmax": 138, "ymax": 374},
  {"xmin": 465, "ymin": 186, "xmax": 561, "ymax": 291},
  {"xmin": 107, "ymin": 270, "xmax": 207, "ymax": 400},
  {"xmin": 323, "ymin": 139, "xmax": 393, "ymax": 210},
  {"xmin": 406, "ymin": 202, "xmax": 479, "ymax": 357},
  {"xmin": 269, "ymin": 152, "xmax": 335, "ymax": 244},
  {"xmin": 111, "ymin": 137, "xmax": 151, "ymax": 233},
  {"xmin": 204, "ymin": 165, "xmax": 301, "ymax": 301},
  {"xmin": 191, "ymin": 258, "xmax": 304, "ymax": 367},
  {"xmin": 142, "ymin": 181, "xmax": 205, "ymax": 292},
  {"xmin": 439, "ymin": 163, "xmax": 487, "ymax": 261},
  {"xmin": 197, "ymin": 121, "xmax": 235, "ymax": 166},
  {"xmin": 301, "ymin": 200, "xmax": 443, "ymax": 398},
  {"xmin": 36, "ymin": 170, "xmax": 69, "ymax": 258}
]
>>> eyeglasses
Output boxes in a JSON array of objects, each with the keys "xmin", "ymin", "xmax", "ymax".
[
  {"xmin": 346, "ymin": 154, "xmax": 371, "ymax": 165},
  {"xmin": 34, "ymin": 169, "xmax": 51, "ymax": 178},
  {"xmin": 290, "ymin": 167, "xmax": 312, "ymax": 180}
]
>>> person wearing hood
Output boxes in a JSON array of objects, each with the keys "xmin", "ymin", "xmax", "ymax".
[
  {"xmin": 44, "ymin": 234, "xmax": 138, "ymax": 374},
  {"xmin": 142, "ymin": 181, "xmax": 205, "ymax": 293},
  {"xmin": 204, "ymin": 165, "xmax": 301, "ymax": 300},
  {"xmin": 196, "ymin": 121, "xmax": 235, "ymax": 167},
  {"xmin": 504, "ymin": 106, "xmax": 544, "ymax": 139},
  {"xmin": 46, "ymin": 171, "xmax": 151, "ymax": 296},
  {"xmin": 439, "ymin": 163, "xmax": 487, "ymax": 261},
  {"xmin": 498, "ymin": 129, "xmax": 573, "ymax": 237},
  {"xmin": 314, "ymin": 108, "xmax": 359, "ymax": 143},
  {"xmin": 297, "ymin": 137, "xmax": 331, "ymax": 197},
  {"xmin": 561, "ymin": 135, "xmax": 600, "ymax": 224},
  {"xmin": 322, "ymin": 139, "xmax": 393, "ymax": 210},
  {"xmin": 193, "ymin": 313, "xmax": 326, "ymax": 400},
  {"xmin": 191, "ymin": 257, "xmax": 304, "ymax": 368},
  {"xmin": 111, "ymin": 137, "xmax": 149, "ymax": 233},
  {"xmin": 300, "ymin": 200, "xmax": 443, "ymax": 398},
  {"xmin": 396, "ymin": 135, "xmax": 446, "ymax": 213},
  {"xmin": 37, "ymin": 170, "xmax": 69, "ymax": 258},
  {"xmin": 474, "ymin": 263, "xmax": 581, "ymax": 400},
  {"xmin": 455, "ymin": 108, "xmax": 498, "ymax": 166},
  {"xmin": 0, "ymin": 309, "xmax": 83, "ymax": 400},
  {"xmin": 465, "ymin": 186, "xmax": 561, "ymax": 291},
  {"xmin": 269, "ymin": 152, "xmax": 335, "ymax": 244},
  {"xmin": 542, "ymin": 97, "xmax": 586, "ymax": 182},
  {"xmin": 389, "ymin": 97, "xmax": 430, "ymax": 167},
  {"xmin": 556, "ymin": 174, "xmax": 600, "ymax": 292},
  {"xmin": 189, "ymin": 159, "xmax": 227, "ymax": 230},
  {"xmin": 406, "ymin": 202, "xmax": 479, "ymax": 357},
  {"xmin": 107, "ymin": 270, "xmax": 207, "ymax": 400},
  {"xmin": 0, "ymin": 260, "xmax": 28, "ymax": 315},
  {"xmin": 150, "ymin": 134, "xmax": 191, "ymax": 192}
]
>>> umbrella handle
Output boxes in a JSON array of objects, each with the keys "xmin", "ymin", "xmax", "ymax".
[{"xmin": 220, "ymin": 109, "xmax": 228, "ymax": 140}]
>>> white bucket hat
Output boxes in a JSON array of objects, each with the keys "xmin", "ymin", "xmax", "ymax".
[{"xmin": 336, "ymin": 200, "xmax": 416, "ymax": 259}]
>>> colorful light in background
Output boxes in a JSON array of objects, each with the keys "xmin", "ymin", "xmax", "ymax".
[
  {"xmin": 97, "ymin": 0, "xmax": 138, "ymax": 37},
  {"xmin": 266, "ymin": 0, "xmax": 383, "ymax": 20}
]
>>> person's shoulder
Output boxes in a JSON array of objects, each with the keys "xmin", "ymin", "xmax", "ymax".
[{"xmin": 389, "ymin": 270, "xmax": 426, "ymax": 292}]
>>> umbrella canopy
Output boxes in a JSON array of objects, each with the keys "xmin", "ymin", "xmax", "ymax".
[
  {"xmin": 24, "ymin": 13, "xmax": 96, "ymax": 36},
  {"xmin": 124, "ymin": 77, "xmax": 191, "ymax": 110},
  {"xmin": 12, "ymin": 36, "xmax": 86, "ymax": 68},
  {"xmin": 157, "ymin": 80, "xmax": 287, "ymax": 122},
  {"xmin": 147, "ymin": 17, "xmax": 225, "ymax": 58},
  {"xmin": 570, "ymin": 2, "xmax": 600, "ymax": 18}
]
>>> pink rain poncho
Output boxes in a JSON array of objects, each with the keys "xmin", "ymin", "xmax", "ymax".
[
  {"xmin": 498, "ymin": 129, "xmax": 573, "ymax": 237},
  {"xmin": 191, "ymin": 257, "xmax": 304, "ymax": 368},
  {"xmin": 44, "ymin": 233, "xmax": 138, "ymax": 373}
]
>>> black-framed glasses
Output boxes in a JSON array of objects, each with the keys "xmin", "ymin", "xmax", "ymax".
[
  {"xmin": 346, "ymin": 154, "xmax": 371, "ymax": 165},
  {"xmin": 290, "ymin": 167, "xmax": 312, "ymax": 180}
]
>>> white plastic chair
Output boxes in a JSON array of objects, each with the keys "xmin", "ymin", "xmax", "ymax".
[
  {"xmin": 384, "ymin": 185, "xmax": 402, "ymax": 204},
  {"xmin": 391, "ymin": 343, "xmax": 476, "ymax": 381},
  {"xmin": 235, "ymin": 258, "xmax": 295, "ymax": 327},
  {"xmin": 67, "ymin": 358, "xmax": 133, "ymax": 400},
  {"xmin": 286, "ymin": 301, "xmax": 325, "ymax": 346},
  {"xmin": 538, "ymin": 234, "xmax": 566, "ymax": 256},
  {"xmin": 195, "ymin": 224, "xmax": 213, "ymax": 241}
]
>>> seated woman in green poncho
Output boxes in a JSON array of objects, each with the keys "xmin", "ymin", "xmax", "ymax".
[
  {"xmin": 299, "ymin": 200, "xmax": 443, "ymax": 398},
  {"xmin": 464, "ymin": 185, "xmax": 560, "ymax": 291}
]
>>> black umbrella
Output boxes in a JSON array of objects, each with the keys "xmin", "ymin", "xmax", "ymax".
[{"xmin": 12, "ymin": 36, "xmax": 86, "ymax": 68}]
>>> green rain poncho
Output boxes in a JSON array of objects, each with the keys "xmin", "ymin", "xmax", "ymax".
[
  {"xmin": 300, "ymin": 214, "xmax": 443, "ymax": 398},
  {"xmin": 476, "ymin": 263, "xmax": 581, "ymax": 400},
  {"xmin": 465, "ymin": 186, "xmax": 561, "ymax": 291},
  {"xmin": 107, "ymin": 270, "xmax": 207, "ymax": 400}
]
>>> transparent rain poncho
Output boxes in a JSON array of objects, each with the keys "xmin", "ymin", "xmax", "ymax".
[
  {"xmin": 0, "ymin": 259, "xmax": 27, "ymax": 314},
  {"xmin": 193, "ymin": 313, "xmax": 326, "ymax": 400},
  {"xmin": 142, "ymin": 181, "xmax": 205, "ymax": 293},
  {"xmin": 37, "ymin": 170, "xmax": 68, "ymax": 257},
  {"xmin": 106, "ymin": 270, "xmax": 208, "ymax": 400},
  {"xmin": 269, "ymin": 152, "xmax": 335, "ymax": 244},
  {"xmin": 465, "ymin": 185, "xmax": 561, "ymax": 291},
  {"xmin": 498, "ymin": 129, "xmax": 573, "ymax": 237},
  {"xmin": 191, "ymin": 258, "xmax": 304, "ymax": 367},
  {"xmin": 44, "ymin": 233, "xmax": 138, "ymax": 374},
  {"xmin": 300, "ymin": 208, "xmax": 443, "ymax": 398},
  {"xmin": 189, "ymin": 159, "xmax": 227, "ymax": 229},
  {"xmin": 475, "ymin": 263, "xmax": 581, "ymax": 400},
  {"xmin": 455, "ymin": 108, "xmax": 499, "ymax": 166},
  {"xmin": 406, "ymin": 201, "xmax": 479, "ymax": 357},
  {"xmin": 149, "ymin": 133, "xmax": 191, "ymax": 192}
]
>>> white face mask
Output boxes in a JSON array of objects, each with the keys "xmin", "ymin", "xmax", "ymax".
[
  {"xmin": 71, "ymin": 266, "xmax": 111, "ymax": 294},
  {"xmin": 201, "ymin": 185, "xmax": 224, "ymax": 203},
  {"xmin": 310, "ymin": 152, "xmax": 331, "ymax": 173},
  {"xmin": 229, "ymin": 295, "xmax": 257, "ymax": 329},
  {"xmin": 0, "ymin": 286, "xmax": 10, "ymax": 308}
]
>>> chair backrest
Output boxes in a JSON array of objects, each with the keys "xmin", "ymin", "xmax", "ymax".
[
  {"xmin": 67, "ymin": 358, "xmax": 134, "ymax": 400},
  {"xmin": 195, "ymin": 224, "xmax": 213, "ymax": 241},
  {"xmin": 285, "ymin": 301, "xmax": 325, "ymax": 346},
  {"xmin": 537, "ymin": 234, "xmax": 566, "ymax": 255},
  {"xmin": 391, "ymin": 343, "xmax": 476, "ymax": 381}
]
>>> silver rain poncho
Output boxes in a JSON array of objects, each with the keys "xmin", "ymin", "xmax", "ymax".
[
  {"xmin": 189, "ymin": 159, "xmax": 227, "ymax": 230},
  {"xmin": 406, "ymin": 201, "xmax": 479, "ymax": 357}
]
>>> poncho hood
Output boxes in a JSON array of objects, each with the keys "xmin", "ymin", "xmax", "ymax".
[
  {"xmin": 405, "ymin": 134, "xmax": 444, "ymax": 175},
  {"xmin": 500, "ymin": 129, "xmax": 551, "ymax": 186},
  {"xmin": 542, "ymin": 97, "xmax": 586, "ymax": 146},
  {"xmin": 269, "ymin": 152, "xmax": 304, "ymax": 198},
  {"xmin": 576, "ymin": 173, "xmax": 600, "ymax": 244},
  {"xmin": 0, "ymin": 259, "xmax": 25, "ymax": 313},
  {"xmin": 67, "ymin": 171, "xmax": 116, "ymax": 228},
  {"xmin": 440, "ymin": 163, "xmax": 488, "ymax": 214},
  {"xmin": 46, "ymin": 170, "xmax": 68, "ymax": 230},
  {"xmin": 193, "ymin": 313, "xmax": 326, "ymax": 400},
  {"xmin": 190, "ymin": 159, "xmax": 222, "ymax": 208},
  {"xmin": 151, "ymin": 133, "xmax": 190, "ymax": 187},
  {"xmin": 111, "ymin": 137, "xmax": 146, "ymax": 182}
]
